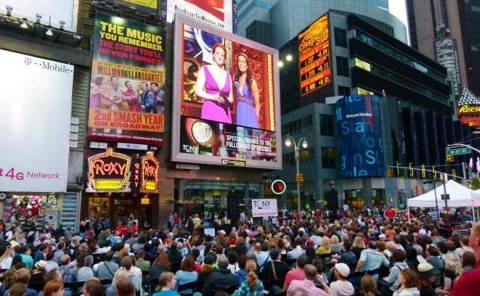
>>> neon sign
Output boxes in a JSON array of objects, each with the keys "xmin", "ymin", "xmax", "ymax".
[
  {"xmin": 87, "ymin": 148, "xmax": 131, "ymax": 192},
  {"xmin": 141, "ymin": 152, "xmax": 159, "ymax": 193}
]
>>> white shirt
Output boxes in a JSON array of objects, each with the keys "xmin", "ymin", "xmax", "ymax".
[{"xmin": 0, "ymin": 257, "xmax": 12, "ymax": 269}]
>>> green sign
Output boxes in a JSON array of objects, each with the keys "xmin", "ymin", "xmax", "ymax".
[{"xmin": 446, "ymin": 147, "xmax": 471, "ymax": 156}]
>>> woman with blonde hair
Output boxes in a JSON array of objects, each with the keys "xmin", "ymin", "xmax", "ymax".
[
  {"xmin": 316, "ymin": 237, "xmax": 332, "ymax": 255},
  {"xmin": 234, "ymin": 259, "xmax": 264, "ymax": 295},
  {"xmin": 153, "ymin": 272, "xmax": 179, "ymax": 296},
  {"xmin": 352, "ymin": 236, "xmax": 366, "ymax": 260},
  {"xmin": 440, "ymin": 253, "xmax": 462, "ymax": 293},
  {"xmin": 0, "ymin": 244, "xmax": 14, "ymax": 269},
  {"xmin": 330, "ymin": 235, "xmax": 342, "ymax": 254}
]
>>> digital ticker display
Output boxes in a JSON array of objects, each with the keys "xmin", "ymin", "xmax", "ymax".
[{"xmin": 299, "ymin": 14, "xmax": 331, "ymax": 96}]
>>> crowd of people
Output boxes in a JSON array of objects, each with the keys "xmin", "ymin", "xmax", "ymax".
[{"xmin": 0, "ymin": 207, "xmax": 479, "ymax": 296}]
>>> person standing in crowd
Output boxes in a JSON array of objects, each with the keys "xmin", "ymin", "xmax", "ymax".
[
  {"xmin": 393, "ymin": 269, "xmax": 420, "ymax": 296},
  {"xmin": 203, "ymin": 256, "xmax": 238, "ymax": 295},
  {"xmin": 153, "ymin": 272, "xmax": 179, "ymax": 296},
  {"xmin": 329, "ymin": 263, "xmax": 354, "ymax": 296},
  {"xmin": 82, "ymin": 278, "xmax": 105, "ymax": 296},
  {"xmin": 287, "ymin": 264, "xmax": 329, "ymax": 296},
  {"xmin": 449, "ymin": 221, "xmax": 480, "ymax": 295}
]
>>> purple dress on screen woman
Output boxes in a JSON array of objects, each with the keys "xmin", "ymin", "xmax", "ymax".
[
  {"xmin": 200, "ymin": 65, "xmax": 232, "ymax": 124},
  {"xmin": 236, "ymin": 83, "xmax": 259, "ymax": 129}
]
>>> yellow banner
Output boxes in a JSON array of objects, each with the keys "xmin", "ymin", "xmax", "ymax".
[
  {"xmin": 89, "ymin": 108, "xmax": 164, "ymax": 132},
  {"xmin": 95, "ymin": 179, "xmax": 123, "ymax": 190}
]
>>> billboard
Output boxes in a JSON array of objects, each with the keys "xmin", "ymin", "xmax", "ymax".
[
  {"xmin": 104, "ymin": 0, "xmax": 158, "ymax": 14},
  {"xmin": 436, "ymin": 38, "xmax": 462, "ymax": 97},
  {"xmin": 87, "ymin": 13, "xmax": 165, "ymax": 145},
  {"xmin": 299, "ymin": 14, "xmax": 331, "ymax": 97},
  {"xmin": 86, "ymin": 148, "xmax": 159, "ymax": 193},
  {"xmin": 0, "ymin": 0, "xmax": 76, "ymax": 31},
  {"xmin": 172, "ymin": 15, "xmax": 281, "ymax": 169},
  {"xmin": 457, "ymin": 88, "xmax": 480, "ymax": 126},
  {"xmin": 167, "ymin": 0, "xmax": 233, "ymax": 32},
  {"xmin": 0, "ymin": 49, "xmax": 73, "ymax": 192},
  {"xmin": 336, "ymin": 95, "xmax": 385, "ymax": 178}
]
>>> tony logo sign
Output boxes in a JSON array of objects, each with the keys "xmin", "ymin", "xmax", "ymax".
[{"xmin": 87, "ymin": 148, "xmax": 131, "ymax": 192}]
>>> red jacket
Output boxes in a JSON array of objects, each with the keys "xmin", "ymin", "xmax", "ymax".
[{"xmin": 448, "ymin": 261, "xmax": 480, "ymax": 296}]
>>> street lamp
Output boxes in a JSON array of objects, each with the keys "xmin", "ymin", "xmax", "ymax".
[{"xmin": 284, "ymin": 135, "xmax": 308, "ymax": 212}]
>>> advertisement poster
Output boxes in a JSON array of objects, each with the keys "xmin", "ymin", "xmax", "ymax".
[
  {"xmin": 251, "ymin": 199, "xmax": 278, "ymax": 217},
  {"xmin": 171, "ymin": 15, "xmax": 281, "ymax": 170},
  {"xmin": 167, "ymin": 0, "xmax": 233, "ymax": 32},
  {"xmin": 0, "ymin": 49, "xmax": 73, "ymax": 192},
  {"xmin": 105, "ymin": 0, "xmax": 158, "ymax": 14},
  {"xmin": 299, "ymin": 14, "xmax": 331, "ymax": 96},
  {"xmin": 336, "ymin": 95, "xmax": 385, "ymax": 178},
  {"xmin": 88, "ymin": 13, "xmax": 165, "ymax": 145}
]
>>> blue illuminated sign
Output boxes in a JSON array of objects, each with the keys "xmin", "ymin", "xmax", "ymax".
[{"xmin": 336, "ymin": 95, "xmax": 385, "ymax": 178}]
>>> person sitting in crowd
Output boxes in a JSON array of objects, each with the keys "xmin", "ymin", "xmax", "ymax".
[
  {"xmin": 153, "ymin": 272, "xmax": 179, "ymax": 296},
  {"xmin": 203, "ymin": 256, "xmax": 238, "ymax": 295},
  {"xmin": 393, "ymin": 269, "xmax": 420, "ymax": 296}
]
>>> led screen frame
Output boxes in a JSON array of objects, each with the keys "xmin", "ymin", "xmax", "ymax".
[{"xmin": 171, "ymin": 14, "xmax": 282, "ymax": 170}]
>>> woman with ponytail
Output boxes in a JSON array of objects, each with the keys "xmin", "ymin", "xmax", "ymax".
[{"xmin": 234, "ymin": 259, "xmax": 264, "ymax": 296}]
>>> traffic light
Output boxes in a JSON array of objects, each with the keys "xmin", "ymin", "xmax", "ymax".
[{"xmin": 271, "ymin": 179, "xmax": 286, "ymax": 195}]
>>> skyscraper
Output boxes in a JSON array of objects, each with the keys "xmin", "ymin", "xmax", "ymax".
[{"xmin": 407, "ymin": 0, "xmax": 479, "ymax": 96}]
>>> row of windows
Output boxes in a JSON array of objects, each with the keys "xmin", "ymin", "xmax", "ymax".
[
  {"xmin": 282, "ymin": 116, "xmax": 313, "ymax": 135},
  {"xmin": 356, "ymin": 32, "xmax": 445, "ymax": 82},
  {"xmin": 282, "ymin": 147, "xmax": 337, "ymax": 169},
  {"xmin": 282, "ymin": 114, "xmax": 335, "ymax": 137}
]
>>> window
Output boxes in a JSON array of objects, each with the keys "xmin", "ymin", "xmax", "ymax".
[
  {"xmin": 336, "ymin": 56, "xmax": 349, "ymax": 77},
  {"xmin": 319, "ymin": 114, "xmax": 335, "ymax": 136},
  {"xmin": 322, "ymin": 147, "xmax": 337, "ymax": 169},
  {"xmin": 338, "ymin": 86, "xmax": 351, "ymax": 96},
  {"xmin": 334, "ymin": 27, "xmax": 347, "ymax": 48}
]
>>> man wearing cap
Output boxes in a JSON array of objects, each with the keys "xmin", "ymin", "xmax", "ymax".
[
  {"xmin": 287, "ymin": 264, "xmax": 329, "ymax": 296},
  {"xmin": 449, "ymin": 221, "xmax": 480, "ymax": 296},
  {"xmin": 330, "ymin": 263, "xmax": 354, "ymax": 296}
]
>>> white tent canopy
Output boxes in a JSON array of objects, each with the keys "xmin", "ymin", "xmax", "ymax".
[{"xmin": 407, "ymin": 180, "xmax": 478, "ymax": 208}]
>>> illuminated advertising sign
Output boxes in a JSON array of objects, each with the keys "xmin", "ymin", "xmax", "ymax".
[
  {"xmin": 171, "ymin": 15, "xmax": 281, "ymax": 169},
  {"xmin": 88, "ymin": 149, "xmax": 159, "ymax": 193},
  {"xmin": 0, "ymin": 50, "xmax": 73, "ymax": 192},
  {"xmin": 87, "ymin": 148, "xmax": 132, "ymax": 192},
  {"xmin": 435, "ymin": 38, "xmax": 462, "ymax": 96},
  {"xmin": 87, "ymin": 13, "xmax": 165, "ymax": 145},
  {"xmin": 105, "ymin": 0, "xmax": 158, "ymax": 13},
  {"xmin": 141, "ymin": 152, "xmax": 159, "ymax": 192},
  {"xmin": 336, "ymin": 95, "xmax": 385, "ymax": 178},
  {"xmin": 457, "ymin": 89, "xmax": 480, "ymax": 126},
  {"xmin": 299, "ymin": 14, "xmax": 331, "ymax": 96},
  {"xmin": 167, "ymin": 0, "xmax": 233, "ymax": 32}
]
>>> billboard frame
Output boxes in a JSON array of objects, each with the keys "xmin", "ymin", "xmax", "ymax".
[{"xmin": 171, "ymin": 13, "xmax": 282, "ymax": 170}]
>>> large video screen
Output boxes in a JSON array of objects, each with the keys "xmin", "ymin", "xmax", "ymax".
[
  {"xmin": 87, "ymin": 13, "xmax": 165, "ymax": 146},
  {"xmin": 171, "ymin": 15, "xmax": 281, "ymax": 169},
  {"xmin": 336, "ymin": 95, "xmax": 385, "ymax": 178},
  {"xmin": 0, "ymin": 49, "xmax": 73, "ymax": 192},
  {"xmin": 299, "ymin": 14, "xmax": 331, "ymax": 96}
]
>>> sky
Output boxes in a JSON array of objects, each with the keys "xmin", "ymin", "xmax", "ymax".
[{"xmin": 389, "ymin": 0, "xmax": 410, "ymax": 44}]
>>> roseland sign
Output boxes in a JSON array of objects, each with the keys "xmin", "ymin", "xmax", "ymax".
[
  {"xmin": 457, "ymin": 89, "xmax": 480, "ymax": 127},
  {"xmin": 87, "ymin": 148, "xmax": 159, "ymax": 193}
]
